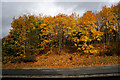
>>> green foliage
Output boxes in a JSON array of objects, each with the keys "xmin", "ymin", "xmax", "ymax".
[{"xmin": 20, "ymin": 57, "xmax": 37, "ymax": 63}]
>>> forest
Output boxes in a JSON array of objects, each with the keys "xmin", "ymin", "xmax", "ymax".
[{"xmin": 2, "ymin": 2, "xmax": 120, "ymax": 68}]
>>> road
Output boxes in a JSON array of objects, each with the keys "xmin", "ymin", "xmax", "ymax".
[{"xmin": 1, "ymin": 64, "xmax": 120, "ymax": 78}]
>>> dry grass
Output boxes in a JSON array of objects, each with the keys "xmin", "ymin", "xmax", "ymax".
[{"xmin": 2, "ymin": 52, "xmax": 119, "ymax": 69}]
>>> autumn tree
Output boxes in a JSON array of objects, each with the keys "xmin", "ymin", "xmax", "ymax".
[
  {"xmin": 2, "ymin": 14, "xmax": 44, "ymax": 62},
  {"xmin": 99, "ymin": 5, "xmax": 118, "ymax": 44},
  {"xmin": 40, "ymin": 13, "xmax": 77, "ymax": 55},
  {"xmin": 73, "ymin": 11, "xmax": 103, "ymax": 55}
]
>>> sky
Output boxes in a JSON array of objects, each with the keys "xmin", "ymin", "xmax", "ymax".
[{"xmin": 0, "ymin": 0, "xmax": 120, "ymax": 38}]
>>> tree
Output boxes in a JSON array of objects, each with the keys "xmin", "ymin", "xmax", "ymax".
[
  {"xmin": 2, "ymin": 14, "xmax": 44, "ymax": 62},
  {"xmin": 73, "ymin": 11, "xmax": 103, "ymax": 55},
  {"xmin": 40, "ymin": 13, "xmax": 77, "ymax": 55}
]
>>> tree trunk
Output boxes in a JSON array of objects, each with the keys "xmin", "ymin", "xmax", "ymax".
[
  {"xmin": 24, "ymin": 29, "xmax": 26, "ymax": 55},
  {"xmin": 59, "ymin": 38, "xmax": 61, "ymax": 55},
  {"xmin": 50, "ymin": 33, "xmax": 53, "ymax": 53},
  {"xmin": 58, "ymin": 27, "xmax": 62, "ymax": 55}
]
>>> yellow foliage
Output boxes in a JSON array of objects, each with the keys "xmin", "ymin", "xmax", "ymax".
[
  {"xmin": 74, "ymin": 44, "xmax": 77, "ymax": 46},
  {"xmin": 77, "ymin": 39, "xmax": 79, "ymax": 43},
  {"xmin": 77, "ymin": 47, "xmax": 81, "ymax": 50},
  {"xmin": 20, "ymin": 54, "xmax": 23, "ymax": 56},
  {"xmin": 82, "ymin": 46, "xmax": 85, "ymax": 50},
  {"xmin": 89, "ymin": 45, "xmax": 94, "ymax": 48},
  {"xmin": 33, "ymin": 26, "xmax": 35, "ymax": 29},
  {"xmin": 21, "ymin": 45, "xmax": 24, "ymax": 48},
  {"xmin": 97, "ymin": 38, "xmax": 100, "ymax": 41},
  {"xmin": 78, "ymin": 44, "xmax": 82, "ymax": 46},
  {"xmin": 68, "ymin": 32, "xmax": 71, "ymax": 35}
]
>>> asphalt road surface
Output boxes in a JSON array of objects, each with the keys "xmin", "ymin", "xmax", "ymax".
[{"xmin": 1, "ymin": 64, "xmax": 120, "ymax": 78}]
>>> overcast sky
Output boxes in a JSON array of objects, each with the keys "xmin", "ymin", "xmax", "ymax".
[{"xmin": 1, "ymin": 0, "xmax": 120, "ymax": 38}]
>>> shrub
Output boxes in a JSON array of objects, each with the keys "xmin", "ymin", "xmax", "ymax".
[
  {"xmin": 20, "ymin": 56, "xmax": 37, "ymax": 63},
  {"xmin": 103, "ymin": 42, "xmax": 120, "ymax": 56}
]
